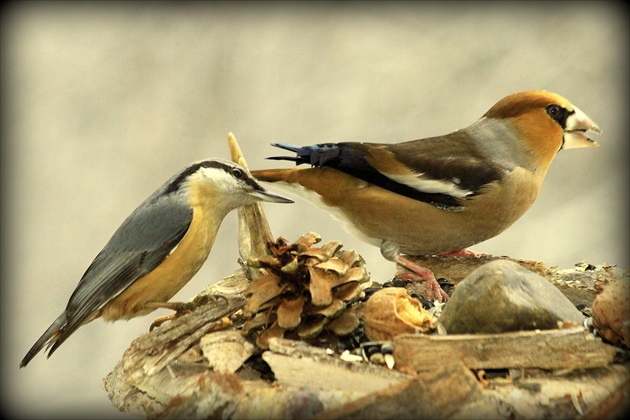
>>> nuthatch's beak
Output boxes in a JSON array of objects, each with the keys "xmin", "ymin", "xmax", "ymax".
[{"xmin": 250, "ymin": 189, "xmax": 294, "ymax": 204}]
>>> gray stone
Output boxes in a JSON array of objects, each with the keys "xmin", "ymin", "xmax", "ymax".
[{"xmin": 439, "ymin": 260, "xmax": 585, "ymax": 334}]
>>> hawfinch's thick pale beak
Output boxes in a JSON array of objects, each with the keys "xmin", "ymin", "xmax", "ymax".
[{"xmin": 563, "ymin": 106, "xmax": 601, "ymax": 149}]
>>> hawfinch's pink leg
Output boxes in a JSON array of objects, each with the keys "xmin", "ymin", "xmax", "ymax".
[{"xmin": 394, "ymin": 256, "xmax": 449, "ymax": 302}]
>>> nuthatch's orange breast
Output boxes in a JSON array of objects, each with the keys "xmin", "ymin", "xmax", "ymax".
[{"xmin": 100, "ymin": 204, "xmax": 220, "ymax": 321}]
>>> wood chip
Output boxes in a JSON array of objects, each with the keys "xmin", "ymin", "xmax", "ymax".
[{"xmin": 120, "ymin": 296, "xmax": 244, "ymax": 376}]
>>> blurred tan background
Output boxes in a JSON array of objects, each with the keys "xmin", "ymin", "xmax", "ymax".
[{"xmin": 2, "ymin": 3, "xmax": 628, "ymax": 418}]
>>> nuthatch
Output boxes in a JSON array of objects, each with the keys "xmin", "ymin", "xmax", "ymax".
[
  {"xmin": 20, "ymin": 158, "xmax": 292, "ymax": 367},
  {"xmin": 251, "ymin": 91, "xmax": 600, "ymax": 302}
]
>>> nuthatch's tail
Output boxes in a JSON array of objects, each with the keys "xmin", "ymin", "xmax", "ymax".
[{"xmin": 20, "ymin": 313, "xmax": 67, "ymax": 368}]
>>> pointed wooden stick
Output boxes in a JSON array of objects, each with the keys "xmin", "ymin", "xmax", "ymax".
[{"xmin": 228, "ymin": 132, "xmax": 276, "ymax": 280}]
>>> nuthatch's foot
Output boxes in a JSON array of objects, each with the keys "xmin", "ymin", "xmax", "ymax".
[{"xmin": 147, "ymin": 294, "xmax": 228, "ymax": 331}]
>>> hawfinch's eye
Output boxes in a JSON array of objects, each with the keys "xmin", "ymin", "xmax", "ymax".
[
  {"xmin": 231, "ymin": 168, "xmax": 244, "ymax": 178},
  {"xmin": 546, "ymin": 105, "xmax": 562, "ymax": 119},
  {"xmin": 545, "ymin": 104, "xmax": 571, "ymax": 127}
]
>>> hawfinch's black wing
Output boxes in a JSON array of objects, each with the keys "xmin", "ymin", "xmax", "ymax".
[{"xmin": 269, "ymin": 136, "xmax": 506, "ymax": 210}]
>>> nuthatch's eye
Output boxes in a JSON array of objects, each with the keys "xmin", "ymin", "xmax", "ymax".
[{"xmin": 231, "ymin": 168, "xmax": 244, "ymax": 179}]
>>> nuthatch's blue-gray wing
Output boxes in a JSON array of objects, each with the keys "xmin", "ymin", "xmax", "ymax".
[{"xmin": 20, "ymin": 190, "xmax": 193, "ymax": 366}]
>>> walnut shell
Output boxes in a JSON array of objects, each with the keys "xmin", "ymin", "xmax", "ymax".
[
  {"xmin": 592, "ymin": 277, "xmax": 630, "ymax": 347},
  {"xmin": 362, "ymin": 288, "xmax": 436, "ymax": 341}
]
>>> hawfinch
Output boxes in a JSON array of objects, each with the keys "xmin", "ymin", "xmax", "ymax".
[{"xmin": 251, "ymin": 91, "xmax": 600, "ymax": 302}]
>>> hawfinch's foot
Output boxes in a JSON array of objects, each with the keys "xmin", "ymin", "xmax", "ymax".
[{"xmin": 395, "ymin": 256, "xmax": 449, "ymax": 302}]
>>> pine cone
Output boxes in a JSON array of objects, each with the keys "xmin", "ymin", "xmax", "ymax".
[{"xmin": 242, "ymin": 232, "xmax": 371, "ymax": 349}]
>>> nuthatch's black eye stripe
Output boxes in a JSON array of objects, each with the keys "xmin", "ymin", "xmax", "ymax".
[
  {"xmin": 164, "ymin": 160, "xmax": 261, "ymax": 195},
  {"xmin": 203, "ymin": 160, "xmax": 260, "ymax": 187},
  {"xmin": 164, "ymin": 161, "xmax": 215, "ymax": 195},
  {"xmin": 209, "ymin": 161, "xmax": 261, "ymax": 190}
]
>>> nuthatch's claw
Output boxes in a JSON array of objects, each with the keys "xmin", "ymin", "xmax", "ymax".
[{"xmin": 147, "ymin": 294, "xmax": 229, "ymax": 331}]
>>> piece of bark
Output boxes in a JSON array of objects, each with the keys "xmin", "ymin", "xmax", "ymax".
[
  {"xmin": 460, "ymin": 364, "xmax": 630, "ymax": 419},
  {"xmin": 203, "ymin": 269, "xmax": 250, "ymax": 297},
  {"xmin": 314, "ymin": 360, "xmax": 482, "ymax": 419},
  {"xmin": 263, "ymin": 338, "xmax": 410, "ymax": 394},
  {"xmin": 109, "ymin": 357, "xmax": 333, "ymax": 419},
  {"xmin": 394, "ymin": 326, "xmax": 616, "ymax": 371},
  {"xmin": 200, "ymin": 330, "xmax": 256, "ymax": 374},
  {"xmin": 121, "ymin": 295, "xmax": 245, "ymax": 377},
  {"xmin": 583, "ymin": 375, "xmax": 630, "ymax": 419}
]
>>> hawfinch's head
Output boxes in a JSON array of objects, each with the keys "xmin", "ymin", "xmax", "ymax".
[{"xmin": 484, "ymin": 90, "xmax": 600, "ymax": 169}]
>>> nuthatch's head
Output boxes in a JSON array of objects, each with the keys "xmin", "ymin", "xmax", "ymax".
[{"xmin": 161, "ymin": 158, "xmax": 293, "ymax": 214}]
